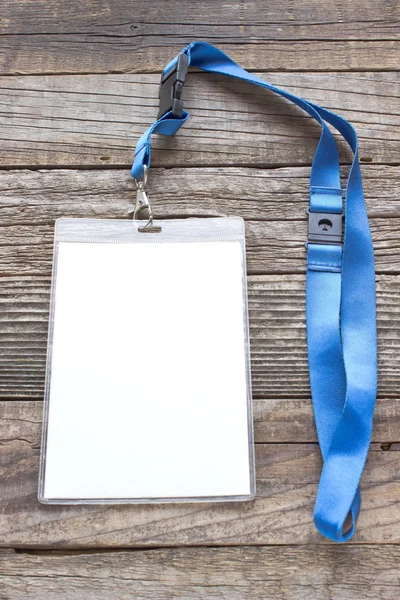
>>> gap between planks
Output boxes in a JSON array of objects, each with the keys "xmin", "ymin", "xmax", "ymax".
[
  {"xmin": 3, "ymin": 68, "xmax": 400, "ymax": 78},
  {"xmin": 0, "ymin": 159, "xmax": 395, "ymax": 171}
]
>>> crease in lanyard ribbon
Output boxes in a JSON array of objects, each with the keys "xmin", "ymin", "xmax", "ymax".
[{"xmin": 131, "ymin": 41, "xmax": 378, "ymax": 542}]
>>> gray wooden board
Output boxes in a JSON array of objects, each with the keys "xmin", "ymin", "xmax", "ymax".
[
  {"xmin": 1, "ymin": 545, "xmax": 400, "ymax": 599},
  {"xmin": 0, "ymin": 274, "xmax": 399, "ymax": 399},
  {"xmin": 0, "ymin": 167, "xmax": 399, "ymax": 278},
  {"xmin": 1, "ymin": 395, "xmax": 399, "ymax": 448},
  {"xmin": 0, "ymin": 167, "xmax": 399, "ymax": 398},
  {"xmin": 0, "ymin": 400, "xmax": 399, "ymax": 546},
  {"xmin": 1, "ymin": 0, "xmax": 399, "ymax": 586},
  {"xmin": 0, "ymin": 0, "xmax": 399, "ymax": 74},
  {"xmin": 1, "ymin": 166, "xmax": 398, "ymax": 222},
  {"xmin": 0, "ymin": 72, "xmax": 398, "ymax": 167},
  {"xmin": 2, "ymin": 218, "xmax": 399, "ymax": 275}
]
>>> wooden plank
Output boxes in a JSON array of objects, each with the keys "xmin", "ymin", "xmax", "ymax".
[
  {"xmin": 1, "ymin": 165, "xmax": 398, "ymax": 222},
  {"xmin": 0, "ymin": 167, "xmax": 399, "ymax": 398},
  {"xmin": 0, "ymin": 402, "xmax": 399, "ymax": 546},
  {"xmin": 1, "ymin": 387, "xmax": 399, "ymax": 446},
  {"xmin": 5, "ymin": 0, "xmax": 399, "ymax": 42},
  {"xmin": 2, "ymin": 218, "xmax": 399, "ymax": 276},
  {"xmin": 0, "ymin": 274, "xmax": 399, "ymax": 399},
  {"xmin": 0, "ymin": 72, "xmax": 398, "ymax": 167},
  {"xmin": 1, "ymin": 545, "xmax": 400, "ymax": 599},
  {"xmin": 253, "ymin": 396, "xmax": 400, "ymax": 444},
  {"xmin": 0, "ymin": 166, "xmax": 399, "ymax": 278},
  {"xmin": 0, "ymin": 0, "xmax": 399, "ymax": 74}
]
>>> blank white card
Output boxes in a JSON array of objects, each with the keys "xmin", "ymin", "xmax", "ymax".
[{"xmin": 40, "ymin": 217, "xmax": 254, "ymax": 503}]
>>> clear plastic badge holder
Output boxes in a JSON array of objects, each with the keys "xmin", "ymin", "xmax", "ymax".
[{"xmin": 39, "ymin": 216, "xmax": 255, "ymax": 504}]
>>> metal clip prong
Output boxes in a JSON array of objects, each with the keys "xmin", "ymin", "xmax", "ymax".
[{"xmin": 132, "ymin": 166, "xmax": 162, "ymax": 233}]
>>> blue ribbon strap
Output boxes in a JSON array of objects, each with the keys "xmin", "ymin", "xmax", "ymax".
[{"xmin": 131, "ymin": 41, "xmax": 377, "ymax": 542}]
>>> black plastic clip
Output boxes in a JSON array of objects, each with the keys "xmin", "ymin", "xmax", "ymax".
[
  {"xmin": 306, "ymin": 209, "xmax": 343, "ymax": 246},
  {"xmin": 157, "ymin": 53, "xmax": 189, "ymax": 119}
]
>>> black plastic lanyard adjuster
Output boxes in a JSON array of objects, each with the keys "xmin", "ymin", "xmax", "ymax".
[
  {"xmin": 157, "ymin": 53, "xmax": 189, "ymax": 119},
  {"xmin": 306, "ymin": 209, "xmax": 344, "ymax": 246}
]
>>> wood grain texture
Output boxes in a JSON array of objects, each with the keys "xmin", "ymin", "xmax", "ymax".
[
  {"xmin": 0, "ymin": 0, "xmax": 399, "ymax": 74},
  {"xmin": 0, "ymin": 0, "xmax": 398, "ymax": 590},
  {"xmin": 0, "ymin": 400, "xmax": 399, "ymax": 547},
  {"xmin": 0, "ymin": 71, "xmax": 398, "ymax": 168},
  {"xmin": 2, "ymin": 545, "xmax": 400, "ymax": 599},
  {"xmin": 0, "ymin": 167, "xmax": 399, "ymax": 279},
  {"xmin": 0, "ymin": 167, "xmax": 399, "ymax": 398},
  {"xmin": 2, "ymin": 218, "xmax": 400, "ymax": 276},
  {"xmin": 0, "ymin": 274, "xmax": 399, "ymax": 399},
  {"xmin": 1, "ymin": 166, "xmax": 399, "ymax": 221},
  {"xmin": 1, "ymin": 388, "xmax": 398, "ymax": 446}
]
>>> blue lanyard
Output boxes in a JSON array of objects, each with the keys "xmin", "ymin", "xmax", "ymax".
[{"xmin": 131, "ymin": 41, "xmax": 377, "ymax": 543}]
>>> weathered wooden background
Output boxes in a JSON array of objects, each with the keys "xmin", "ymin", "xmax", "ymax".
[{"xmin": 0, "ymin": 1, "xmax": 399, "ymax": 598}]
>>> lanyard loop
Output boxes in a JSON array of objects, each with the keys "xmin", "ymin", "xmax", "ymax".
[{"xmin": 131, "ymin": 41, "xmax": 377, "ymax": 542}]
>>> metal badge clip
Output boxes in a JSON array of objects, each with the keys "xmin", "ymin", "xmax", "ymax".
[{"xmin": 132, "ymin": 166, "xmax": 162, "ymax": 233}]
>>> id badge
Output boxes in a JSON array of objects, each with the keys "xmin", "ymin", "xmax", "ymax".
[{"xmin": 39, "ymin": 215, "xmax": 255, "ymax": 504}]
